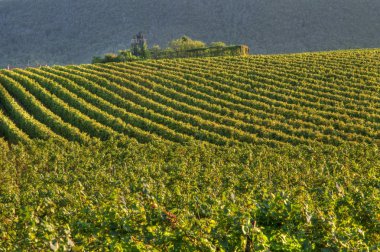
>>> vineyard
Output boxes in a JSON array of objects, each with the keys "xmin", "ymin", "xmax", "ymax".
[
  {"xmin": 0, "ymin": 49, "xmax": 379, "ymax": 251},
  {"xmin": 0, "ymin": 49, "xmax": 379, "ymax": 146},
  {"xmin": 0, "ymin": 139, "xmax": 379, "ymax": 250}
]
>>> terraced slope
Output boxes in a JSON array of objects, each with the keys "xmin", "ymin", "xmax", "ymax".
[{"xmin": 0, "ymin": 49, "xmax": 379, "ymax": 146}]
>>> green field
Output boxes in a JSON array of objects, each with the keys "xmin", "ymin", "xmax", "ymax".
[{"xmin": 0, "ymin": 49, "xmax": 379, "ymax": 250}]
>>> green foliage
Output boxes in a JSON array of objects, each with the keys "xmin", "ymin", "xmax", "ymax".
[
  {"xmin": 104, "ymin": 53, "xmax": 121, "ymax": 62},
  {"xmin": 150, "ymin": 44, "xmax": 162, "ymax": 59},
  {"xmin": 151, "ymin": 44, "xmax": 161, "ymax": 52},
  {"xmin": 0, "ymin": 48, "xmax": 379, "ymax": 250},
  {"xmin": 151, "ymin": 45, "xmax": 248, "ymax": 59},
  {"xmin": 0, "ymin": 138, "xmax": 379, "ymax": 250},
  {"xmin": 0, "ymin": 49, "xmax": 379, "ymax": 146},
  {"xmin": 92, "ymin": 50, "xmax": 141, "ymax": 64},
  {"xmin": 92, "ymin": 54, "xmax": 120, "ymax": 64},
  {"xmin": 209, "ymin": 41, "xmax": 227, "ymax": 48},
  {"xmin": 92, "ymin": 36, "xmax": 236, "ymax": 63},
  {"xmin": 118, "ymin": 50, "xmax": 140, "ymax": 62},
  {"xmin": 153, "ymin": 36, "xmax": 244, "ymax": 59},
  {"xmin": 140, "ymin": 43, "xmax": 151, "ymax": 59},
  {"xmin": 168, "ymin": 35, "xmax": 206, "ymax": 51},
  {"xmin": 91, "ymin": 56, "xmax": 104, "ymax": 64}
]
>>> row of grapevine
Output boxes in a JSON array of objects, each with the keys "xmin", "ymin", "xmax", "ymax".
[
  {"xmin": 0, "ymin": 108, "xmax": 30, "ymax": 143},
  {"xmin": 85, "ymin": 64, "xmax": 293, "ymax": 146},
  {"xmin": 128, "ymin": 60, "xmax": 336, "ymax": 136},
  {"xmin": 210, "ymin": 57, "xmax": 380, "ymax": 111},
  {"xmin": 201, "ymin": 57, "xmax": 380, "ymax": 127},
  {"xmin": 101, "ymin": 63, "xmax": 327, "ymax": 145},
  {"xmin": 0, "ymin": 72, "xmax": 90, "ymax": 143},
  {"xmin": 224, "ymin": 53, "xmax": 380, "ymax": 90},
  {"xmin": 206, "ymin": 56, "xmax": 380, "ymax": 106},
  {"xmin": 74, "ymin": 65, "xmax": 258, "ymax": 145},
  {"xmin": 156, "ymin": 58, "xmax": 378, "ymax": 123},
  {"xmin": 276, "ymin": 51, "xmax": 380, "ymax": 79},
  {"xmin": 0, "ymin": 49, "xmax": 378, "ymax": 145},
  {"xmin": 143, "ymin": 59, "xmax": 377, "ymax": 141},
  {"xmin": 25, "ymin": 68, "xmax": 163, "ymax": 143},
  {"xmin": 58, "ymin": 66, "xmax": 237, "ymax": 145},
  {"xmin": 4, "ymin": 69, "xmax": 116, "ymax": 141},
  {"xmin": 0, "ymin": 74, "xmax": 61, "ymax": 140},
  {"xmin": 128, "ymin": 60, "xmax": 371, "ymax": 143},
  {"xmin": 247, "ymin": 56, "xmax": 380, "ymax": 92}
]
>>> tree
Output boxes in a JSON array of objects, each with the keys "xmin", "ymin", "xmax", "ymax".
[
  {"xmin": 119, "ymin": 50, "xmax": 140, "ymax": 62},
  {"xmin": 103, "ymin": 53, "xmax": 121, "ymax": 62},
  {"xmin": 140, "ymin": 43, "xmax": 151, "ymax": 59},
  {"xmin": 210, "ymin": 41, "xmax": 227, "ymax": 48},
  {"xmin": 150, "ymin": 44, "xmax": 161, "ymax": 58},
  {"xmin": 91, "ymin": 54, "xmax": 120, "ymax": 64},
  {"xmin": 168, "ymin": 36, "xmax": 206, "ymax": 51},
  {"xmin": 151, "ymin": 44, "xmax": 161, "ymax": 51},
  {"xmin": 92, "ymin": 53, "xmax": 126, "ymax": 64},
  {"xmin": 92, "ymin": 56, "xmax": 103, "ymax": 64},
  {"xmin": 130, "ymin": 32, "xmax": 151, "ymax": 59}
]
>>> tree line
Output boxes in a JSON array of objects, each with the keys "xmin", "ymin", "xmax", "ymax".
[{"xmin": 92, "ymin": 35, "xmax": 233, "ymax": 64}]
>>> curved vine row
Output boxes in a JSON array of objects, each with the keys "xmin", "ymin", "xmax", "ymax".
[{"xmin": 0, "ymin": 49, "xmax": 378, "ymax": 146}]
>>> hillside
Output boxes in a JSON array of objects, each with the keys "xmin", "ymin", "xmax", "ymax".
[
  {"xmin": 1, "ymin": 49, "xmax": 379, "ymax": 250},
  {"xmin": 1, "ymin": 0, "xmax": 380, "ymax": 67},
  {"xmin": 0, "ymin": 49, "xmax": 379, "ymax": 146}
]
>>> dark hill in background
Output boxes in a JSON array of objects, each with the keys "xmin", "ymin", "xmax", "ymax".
[{"xmin": 0, "ymin": 0, "xmax": 379, "ymax": 67}]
